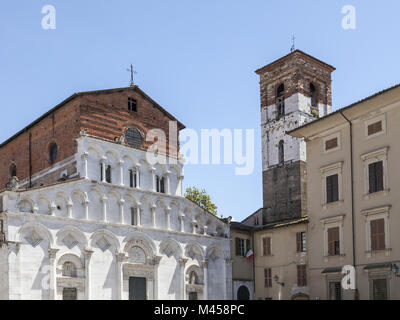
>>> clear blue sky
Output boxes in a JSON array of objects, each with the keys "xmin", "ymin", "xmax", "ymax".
[{"xmin": 1, "ymin": 1, "xmax": 400, "ymax": 221}]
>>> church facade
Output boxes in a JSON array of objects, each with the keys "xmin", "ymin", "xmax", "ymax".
[{"xmin": 0, "ymin": 86, "xmax": 231, "ymax": 300}]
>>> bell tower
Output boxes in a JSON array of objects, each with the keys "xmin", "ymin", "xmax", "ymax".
[{"xmin": 255, "ymin": 50, "xmax": 335, "ymax": 223}]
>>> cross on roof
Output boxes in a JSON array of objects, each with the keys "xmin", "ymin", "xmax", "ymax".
[
  {"xmin": 127, "ymin": 64, "xmax": 138, "ymax": 86},
  {"xmin": 290, "ymin": 35, "xmax": 296, "ymax": 53}
]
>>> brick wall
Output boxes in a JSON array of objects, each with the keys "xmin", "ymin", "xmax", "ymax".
[
  {"xmin": 257, "ymin": 51, "xmax": 333, "ymax": 108},
  {"xmin": 0, "ymin": 87, "xmax": 183, "ymax": 189}
]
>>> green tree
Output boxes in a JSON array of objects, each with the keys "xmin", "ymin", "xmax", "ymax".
[{"xmin": 184, "ymin": 187, "xmax": 217, "ymax": 216}]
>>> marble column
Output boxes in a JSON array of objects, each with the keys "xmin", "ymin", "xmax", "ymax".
[
  {"xmin": 165, "ymin": 171, "xmax": 171, "ymax": 195},
  {"xmin": 203, "ymin": 259, "xmax": 209, "ymax": 300},
  {"xmin": 66, "ymin": 200, "xmax": 73, "ymax": 218},
  {"xmin": 178, "ymin": 212, "xmax": 185, "ymax": 233},
  {"xmin": 151, "ymin": 205, "xmax": 157, "ymax": 228},
  {"xmin": 84, "ymin": 248, "xmax": 94, "ymax": 300},
  {"xmin": 50, "ymin": 202, "xmax": 56, "ymax": 216},
  {"xmin": 101, "ymin": 195, "xmax": 108, "ymax": 222},
  {"xmin": 100, "ymin": 157, "xmax": 107, "ymax": 183},
  {"xmin": 179, "ymin": 258, "xmax": 188, "ymax": 300},
  {"xmin": 8, "ymin": 243, "xmax": 20, "ymax": 299},
  {"xmin": 81, "ymin": 152, "xmax": 89, "ymax": 179},
  {"xmin": 223, "ymin": 259, "xmax": 232, "ymax": 300},
  {"xmin": 178, "ymin": 175, "xmax": 184, "ymax": 196},
  {"xmin": 48, "ymin": 248, "xmax": 59, "ymax": 300},
  {"xmin": 165, "ymin": 207, "xmax": 171, "ymax": 230},
  {"xmin": 118, "ymin": 160, "xmax": 124, "ymax": 186},
  {"xmin": 152, "ymin": 256, "xmax": 162, "ymax": 300},
  {"xmin": 150, "ymin": 168, "xmax": 156, "ymax": 192},
  {"xmin": 84, "ymin": 199, "xmax": 90, "ymax": 220},
  {"xmin": 118, "ymin": 198, "xmax": 125, "ymax": 224},
  {"xmin": 116, "ymin": 252, "xmax": 127, "ymax": 300},
  {"xmin": 191, "ymin": 220, "xmax": 197, "ymax": 234},
  {"xmin": 136, "ymin": 203, "xmax": 142, "ymax": 227}
]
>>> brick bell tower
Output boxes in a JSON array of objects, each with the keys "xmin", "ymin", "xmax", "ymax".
[{"xmin": 255, "ymin": 50, "xmax": 335, "ymax": 224}]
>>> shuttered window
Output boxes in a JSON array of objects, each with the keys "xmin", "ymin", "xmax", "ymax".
[
  {"xmin": 296, "ymin": 232, "xmax": 306, "ymax": 252},
  {"xmin": 368, "ymin": 161, "xmax": 384, "ymax": 193},
  {"xmin": 372, "ymin": 278, "xmax": 387, "ymax": 300},
  {"xmin": 328, "ymin": 227, "xmax": 340, "ymax": 256},
  {"xmin": 370, "ymin": 219, "xmax": 385, "ymax": 251},
  {"xmin": 325, "ymin": 138, "xmax": 338, "ymax": 151},
  {"xmin": 236, "ymin": 238, "xmax": 248, "ymax": 256},
  {"xmin": 297, "ymin": 265, "xmax": 307, "ymax": 287},
  {"xmin": 368, "ymin": 121, "xmax": 382, "ymax": 136},
  {"xmin": 329, "ymin": 282, "xmax": 342, "ymax": 300},
  {"xmin": 326, "ymin": 174, "xmax": 339, "ymax": 203},
  {"xmin": 264, "ymin": 268, "xmax": 272, "ymax": 288},
  {"xmin": 263, "ymin": 237, "xmax": 271, "ymax": 256}
]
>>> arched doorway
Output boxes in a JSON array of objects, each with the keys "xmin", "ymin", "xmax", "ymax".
[{"xmin": 237, "ymin": 285, "xmax": 250, "ymax": 300}]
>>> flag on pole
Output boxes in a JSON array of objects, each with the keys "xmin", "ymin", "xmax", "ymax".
[{"xmin": 245, "ymin": 245, "xmax": 254, "ymax": 260}]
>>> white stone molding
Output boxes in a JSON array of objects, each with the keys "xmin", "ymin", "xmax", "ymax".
[{"xmin": 48, "ymin": 248, "xmax": 60, "ymax": 300}]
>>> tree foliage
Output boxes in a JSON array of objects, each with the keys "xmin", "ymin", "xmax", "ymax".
[{"xmin": 184, "ymin": 187, "xmax": 217, "ymax": 216}]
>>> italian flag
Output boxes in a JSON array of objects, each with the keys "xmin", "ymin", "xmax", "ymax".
[{"xmin": 245, "ymin": 246, "xmax": 254, "ymax": 260}]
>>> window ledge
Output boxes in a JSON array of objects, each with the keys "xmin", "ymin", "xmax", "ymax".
[
  {"xmin": 365, "ymin": 248, "xmax": 392, "ymax": 258},
  {"xmin": 323, "ymin": 254, "xmax": 346, "ymax": 262},
  {"xmin": 323, "ymin": 200, "xmax": 344, "ymax": 210},
  {"xmin": 363, "ymin": 189, "xmax": 390, "ymax": 200}
]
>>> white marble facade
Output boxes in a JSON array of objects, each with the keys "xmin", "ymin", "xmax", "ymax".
[{"xmin": 0, "ymin": 135, "xmax": 232, "ymax": 300}]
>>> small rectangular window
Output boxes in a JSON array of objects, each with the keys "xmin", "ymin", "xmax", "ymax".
[
  {"xmin": 368, "ymin": 161, "xmax": 384, "ymax": 193},
  {"xmin": 368, "ymin": 121, "xmax": 382, "ymax": 136},
  {"xmin": 328, "ymin": 227, "xmax": 340, "ymax": 256},
  {"xmin": 329, "ymin": 282, "xmax": 342, "ymax": 300},
  {"xmin": 263, "ymin": 237, "xmax": 271, "ymax": 256},
  {"xmin": 325, "ymin": 138, "xmax": 338, "ymax": 151},
  {"xmin": 128, "ymin": 98, "xmax": 137, "ymax": 112},
  {"xmin": 370, "ymin": 219, "xmax": 385, "ymax": 251},
  {"xmin": 372, "ymin": 278, "xmax": 387, "ymax": 300},
  {"xmin": 326, "ymin": 174, "xmax": 339, "ymax": 203},
  {"xmin": 236, "ymin": 238, "xmax": 248, "ymax": 257},
  {"xmin": 296, "ymin": 232, "xmax": 306, "ymax": 252},
  {"xmin": 254, "ymin": 216, "xmax": 259, "ymax": 226},
  {"xmin": 264, "ymin": 268, "xmax": 272, "ymax": 288},
  {"xmin": 297, "ymin": 265, "xmax": 307, "ymax": 287}
]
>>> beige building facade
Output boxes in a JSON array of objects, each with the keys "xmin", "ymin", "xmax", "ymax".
[
  {"xmin": 290, "ymin": 84, "xmax": 400, "ymax": 300},
  {"xmin": 231, "ymin": 50, "xmax": 400, "ymax": 300}
]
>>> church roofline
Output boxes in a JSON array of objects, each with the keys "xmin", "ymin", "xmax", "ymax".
[
  {"xmin": 255, "ymin": 49, "xmax": 336, "ymax": 75},
  {"xmin": 0, "ymin": 86, "xmax": 186, "ymax": 150}
]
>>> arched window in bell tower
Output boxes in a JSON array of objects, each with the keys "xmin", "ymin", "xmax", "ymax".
[
  {"xmin": 310, "ymin": 83, "xmax": 318, "ymax": 107},
  {"xmin": 278, "ymin": 140, "xmax": 284, "ymax": 164},
  {"xmin": 276, "ymin": 84, "xmax": 285, "ymax": 118}
]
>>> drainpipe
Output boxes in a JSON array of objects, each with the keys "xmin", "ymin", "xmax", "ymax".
[
  {"xmin": 252, "ymin": 229, "xmax": 256, "ymax": 299},
  {"xmin": 29, "ymin": 132, "xmax": 33, "ymax": 188},
  {"xmin": 339, "ymin": 111, "xmax": 358, "ymax": 299}
]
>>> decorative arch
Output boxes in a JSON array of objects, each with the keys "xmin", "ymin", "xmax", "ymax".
[
  {"xmin": 87, "ymin": 144, "xmax": 104, "ymax": 159},
  {"xmin": 140, "ymin": 194, "xmax": 155, "ymax": 208},
  {"xmin": 90, "ymin": 229, "xmax": 120, "ymax": 252},
  {"xmin": 123, "ymin": 232, "xmax": 157, "ymax": 264},
  {"xmin": 185, "ymin": 242, "xmax": 205, "ymax": 261},
  {"xmin": 105, "ymin": 149, "xmax": 120, "ymax": 163},
  {"xmin": 37, "ymin": 194, "xmax": 52, "ymax": 215},
  {"xmin": 185, "ymin": 265, "xmax": 204, "ymax": 285},
  {"xmin": 56, "ymin": 226, "xmax": 88, "ymax": 248},
  {"xmin": 16, "ymin": 222, "xmax": 54, "ymax": 247},
  {"xmin": 57, "ymin": 253, "xmax": 84, "ymax": 270},
  {"xmin": 17, "ymin": 198, "xmax": 35, "ymax": 213},
  {"xmin": 206, "ymin": 244, "xmax": 226, "ymax": 261},
  {"xmin": 159, "ymin": 238, "xmax": 183, "ymax": 260}
]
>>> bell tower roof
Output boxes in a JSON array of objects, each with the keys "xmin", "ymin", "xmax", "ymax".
[{"xmin": 255, "ymin": 49, "xmax": 335, "ymax": 75}]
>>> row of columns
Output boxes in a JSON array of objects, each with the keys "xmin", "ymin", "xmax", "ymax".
[{"xmin": 81, "ymin": 152, "xmax": 184, "ymax": 196}]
